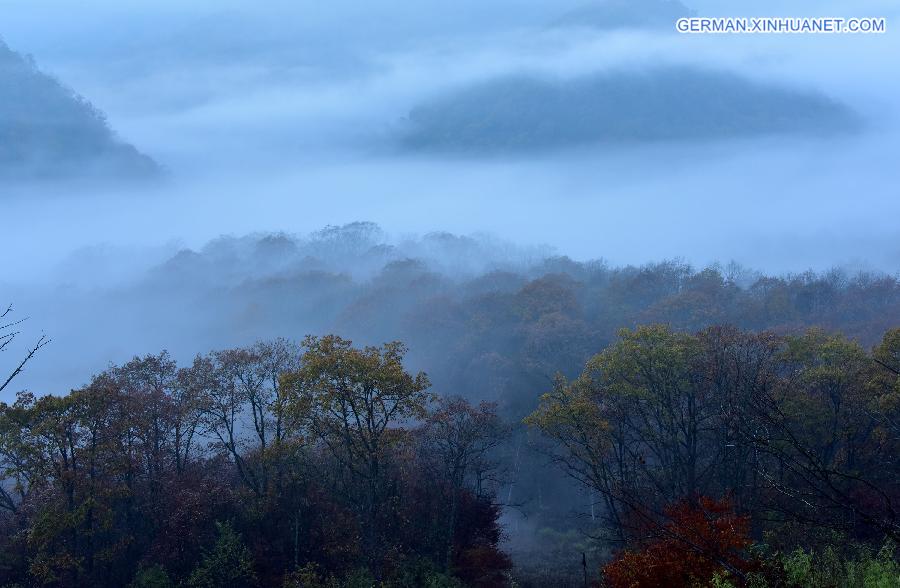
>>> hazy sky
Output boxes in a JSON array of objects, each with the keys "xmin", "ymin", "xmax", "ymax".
[{"xmin": 1, "ymin": 0, "xmax": 898, "ymax": 397}]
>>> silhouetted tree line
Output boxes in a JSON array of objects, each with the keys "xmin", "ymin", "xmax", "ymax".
[
  {"xmin": 4, "ymin": 223, "xmax": 900, "ymax": 586},
  {"xmin": 142, "ymin": 226, "xmax": 900, "ymax": 423},
  {"xmin": 3, "ymin": 324, "xmax": 899, "ymax": 586},
  {"xmin": 528, "ymin": 325, "xmax": 900, "ymax": 586},
  {"xmin": 0, "ymin": 337, "xmax": 510, "ymax": 587},
  {"xmin": 210, "ymin": 229, "xmax": 896, "ymax": 579}
]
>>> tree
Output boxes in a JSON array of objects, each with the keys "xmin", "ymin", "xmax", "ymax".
[
  {"xmin": 526, "ymin": 325, "xmax": 739, "ymax": 541},
  {"xmin": 0, "ymin": 335, "xmax": 514, "ymax": 587},
  {"xmin": 282, "ymin": 335, "xmax": 431, "ymax": 577},
  {"xmin": 602, "ymin": 496, "xmax": 752, "ymax": 588},
  {"xmin": 0, "ymin": 303, "xmax": 49, "ymax": 394},
  {"xmin": 739, "ymin": 329, "xmax": 900, "ymax": 543},
  {"xmin": 192, "ymin": 340, "xmax": 302, "ymax": 497},
  {"xmin": 185, "ymin": 521, "xmax": 257, "ymax": 588},
  {"xmin": 527, "ymin": 323, "xmax": 900, "ymax": 574},
  {"xmin": 0, "ymin": 304, "xmax": 49, "ymax": 517},
  {"xmin": 419, "ymin": 397, "xmax": 509, "ymax": 569}
]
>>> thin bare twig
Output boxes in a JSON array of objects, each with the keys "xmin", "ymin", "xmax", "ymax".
[{"xmin": 0, "ymin": 333, "xmax": 51, "ymax": 394}]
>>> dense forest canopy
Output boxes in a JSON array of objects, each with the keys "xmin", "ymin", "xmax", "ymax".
[
  {"xmin": 2, "ymin": 226, "xmax": 899, "ymax": 586},
  {"xmin": 12, "ymin": 223, "xmax": 897, "ymax": 412},
  {"xmin": 2, "ymin": 323, "xmax": 899, "ymax": 586},
  {"xmin": 134, "ymin": 225, "xmax": 899, "ymax": 415}
]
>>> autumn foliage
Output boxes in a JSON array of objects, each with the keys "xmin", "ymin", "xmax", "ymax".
[
  {"xmin": 602, "ymin": 497, "xmax": 752, "ymax": 588},
  {"xmin": 0, "ymin": 338, "xmax": 512, "ymax": 587}
]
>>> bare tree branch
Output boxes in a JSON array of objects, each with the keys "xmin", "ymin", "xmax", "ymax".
[{"xmin": 0, "ymin": 303, "xmax": 50, "ymax": 394}]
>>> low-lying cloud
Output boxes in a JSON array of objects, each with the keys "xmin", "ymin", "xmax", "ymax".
[{"xmin": 0, "ymin": 0, "xmax": 898, "ymax": 407}]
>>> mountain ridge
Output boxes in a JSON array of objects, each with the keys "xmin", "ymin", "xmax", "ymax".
[{"xmin": 0, "ymin": 38, "xmax": 159, "ymax": 181}]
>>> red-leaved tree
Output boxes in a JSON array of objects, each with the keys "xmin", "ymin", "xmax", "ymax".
[{"xmin": 602, "ymin": 497, "xmax": 752, "ymax": 588}]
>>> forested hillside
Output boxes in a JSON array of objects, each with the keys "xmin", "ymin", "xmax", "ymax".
[
  {"xmin": 133, "ymin": 225, "xmax": 899, "ymax": 421},
  {"xmin": 2, "ymin": 0, "xmax": 897, "ymax": 584},
  {"xmin": 0, "ymin": 39, "xmax": 157, "ymax": 180},
  {"xmin": 399, "ymin": 67, "xmax": 858, "ymax": 153},
  {"xmin": 1, "ymin": 325, "xmax": 898, "ymax": 587},
  {"xmin": 2, "ymin": 225, "xmax": 899, "ymax": 586}
]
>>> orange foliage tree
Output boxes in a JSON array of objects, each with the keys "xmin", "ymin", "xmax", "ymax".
[{"xmin": 602, "ymin": 497, "xmax": 752, "ymax": 588}]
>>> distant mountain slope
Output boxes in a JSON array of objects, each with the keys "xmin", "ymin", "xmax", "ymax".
[
  {"xmin": 398, "ymin": 67, "xmax": 860, "ymax": 153},
  {"xmin": 0, "ymin": 39, "xmax": 158, "ymax": 180},
  {"xmin": 550, "ymin": 0, "xmax": 694, "ymax": 31}
]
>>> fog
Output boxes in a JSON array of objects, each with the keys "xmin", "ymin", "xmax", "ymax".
[{"xmin": 1, "ymin": 0, "xmax": 899, "ymax": 399}]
